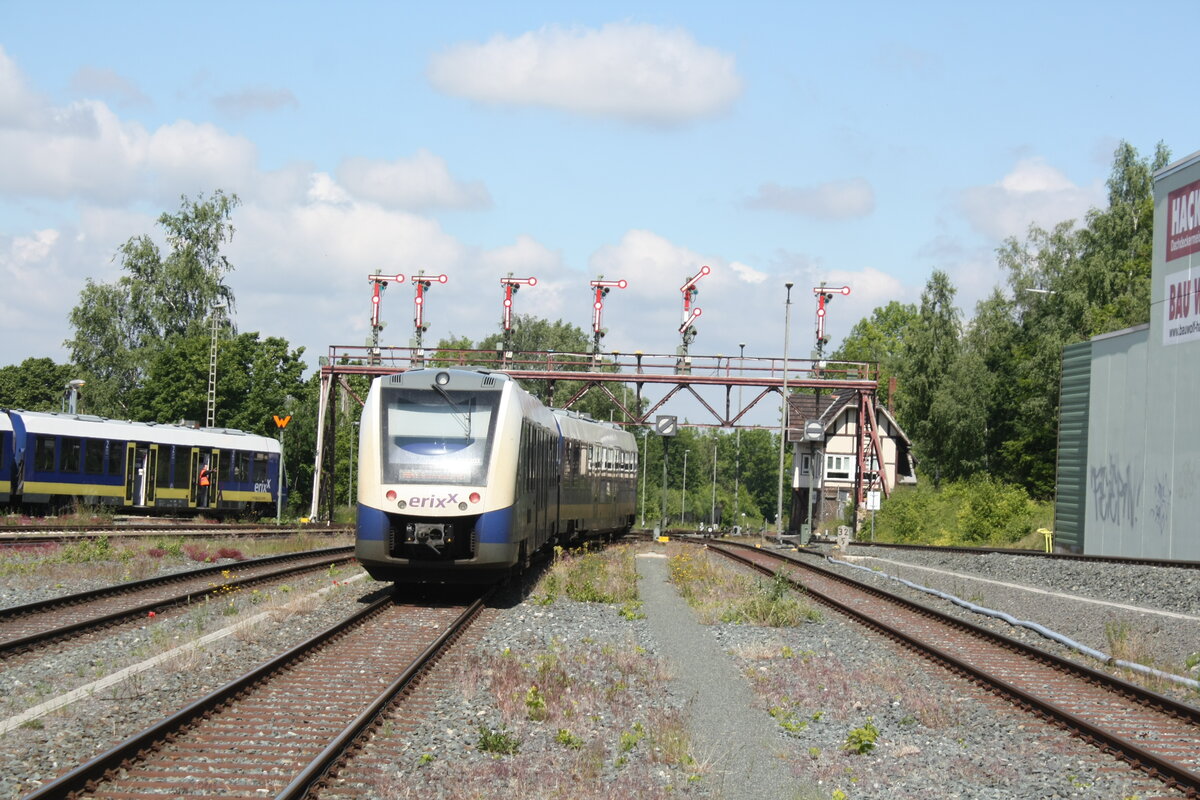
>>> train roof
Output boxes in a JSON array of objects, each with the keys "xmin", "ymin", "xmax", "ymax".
[{"xmin": 4, "ymin": 410, "xmax": 280, "ymax": 453}]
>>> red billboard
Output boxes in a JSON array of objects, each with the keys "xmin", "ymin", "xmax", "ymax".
[{"xmin": 1168, "ymin": 177, "xmax": 1200, "ymax": 261}]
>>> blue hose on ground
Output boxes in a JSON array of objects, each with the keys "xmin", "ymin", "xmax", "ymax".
[{"xmin": 826, "ymin": 555, "xmax": 1200, "ymax": 692}]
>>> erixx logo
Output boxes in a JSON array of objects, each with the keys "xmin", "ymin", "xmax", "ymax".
[{"xmin": 408, "ymin": 493, "xmax": 462, "ymax": 509}]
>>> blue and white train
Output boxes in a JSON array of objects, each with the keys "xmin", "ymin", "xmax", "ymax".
[
  {"xmin": 355, "ymin": 368, "xmax": 638, "ymax": 584},
  {"xmin": 0, "ymin": 409, "xmax": 283, "ymax": 515}
]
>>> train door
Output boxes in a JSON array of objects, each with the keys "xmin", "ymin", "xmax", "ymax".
[
  {"xmin": 124, "ymin": 443, "xmax": 150, "ymax": 507},
  {"xmin": 208, "ymin": 450, "xmax": 221, "ymax": 509},
  {"xmin": 146, "ymin": 444, "xmax": 159, "ymax": 505},
  {"xmin": 188, "ymin": 448, "xmax": 200, "ymax": 508},
  {"xmin": 124, "ymin": 443, "xmax": 137, "ymax": 505}
]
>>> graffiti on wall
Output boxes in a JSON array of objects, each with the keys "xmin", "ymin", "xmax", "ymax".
[
  {"xmin": 1089, "ymin": 455, "xmax": 1142, "ymax": 528},
  {"xmin": 1149, "ymin": 474, "xmax": 1172, "ymax": 536}
]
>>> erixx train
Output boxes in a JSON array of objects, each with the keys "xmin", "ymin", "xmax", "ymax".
[
  {"xmin": 355, "ymin": 368, "xmax": 638, "ymax": 584},
  {"xmin": 0, "ymin": 409, "xmax": 283, "ymax": 515}
]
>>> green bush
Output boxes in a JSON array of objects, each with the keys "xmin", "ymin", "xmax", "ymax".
[
  {"xmin": 956, "ymin": 475, "xmax": 1032, "ymax": 544},
  {"xmin": 874, "ymin": 477, "xmax": 1048, "ymax": 547}
]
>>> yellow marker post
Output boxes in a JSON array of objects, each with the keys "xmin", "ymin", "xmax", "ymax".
[{"xmin": 1038, "ymin": 528, "xmax": 1053, "ymax": 553}]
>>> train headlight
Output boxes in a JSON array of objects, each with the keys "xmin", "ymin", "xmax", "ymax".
[
  {"xmin": 458, "ymin": 502, "xmax": 468, "ymax": 510},
  {"xmin": 386, "ymin": 490, "xmax": 397, "ymax": 501},
  {"xmin": 469, "ymin": 492, "xmax": 481, "ymax": 504},
  {"xmin": 435, "ymin": 371, "xmax": 450, "ymax": 386},
  {"xmin": 397, "ymin": 500, "xmax": 407, "ymax": 509}
]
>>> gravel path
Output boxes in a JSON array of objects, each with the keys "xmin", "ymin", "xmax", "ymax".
[
  {"xmin": 2, "ymin": 540, "xmax": 1198, "ymax": 799},
  {"xmin": 636, "ymin": 552, "xmax": 802, "ymax": 799}
]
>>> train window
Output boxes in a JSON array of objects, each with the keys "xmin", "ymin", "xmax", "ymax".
[
  {"xmin": 157, "ymin": 447, "xmax": 172, "ymax": 484},
  {"xmin": 107, "ymin": 442, "xmax": 123, "ymax": 476},
  {"xmin": 231, "ymin": 451, "xmax": 250, "ymax": 481},
  {"xmin": 84, "ymin": 440, "xmax": 105, "ymax": 474},
  {"xmin": 34, "ymin": 436, "xmax": 56, "ymax": 472},
  {"xmin": 173, "ymin": 451, "xmax": 188, "ymax": 486},
  {"xmin": 254, "ymin": 452, "xmax": 269, "ymax": 482},
  {"xmin": 61, "ymin": 437, "xmax": 81, "ymax": 473},
  {"xmin": 380, "ymin": 386, "xmax": 500, "ymax": 485}
]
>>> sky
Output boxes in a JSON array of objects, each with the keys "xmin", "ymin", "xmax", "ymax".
[{"xmin": 1, "ymin": 2, "xmax": 1196, "ymax": 396}]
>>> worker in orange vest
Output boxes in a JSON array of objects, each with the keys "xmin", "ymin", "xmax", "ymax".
[{"xmin": 198, "ymin": 462, "xmax": 211, "ymax": 507}]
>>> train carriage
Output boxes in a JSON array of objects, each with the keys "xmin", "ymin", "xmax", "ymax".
[
  {"xmin": 2, "ymin": 409, "xmax": 282, "ymax": 516},
  {"xmin": 0, "ymin": 412, "xmax": 12, "ymax": 504},
  {"xmin": 356, "ymin": 368, "xmax": 637, "ymax": 585}
]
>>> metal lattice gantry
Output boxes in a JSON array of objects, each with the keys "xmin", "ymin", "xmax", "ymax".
[{"xmin": 307, "ymin": 344, "xmax": 881, "ymax": 522}]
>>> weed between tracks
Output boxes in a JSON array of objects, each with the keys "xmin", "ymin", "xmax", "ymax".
[
  {"xmin": 374, "ymin": 544, "xmax": 712, "ymax": 798},
  {"xmin": 667, "ymin": 546, "xmax": 821, "ymax": 626}
]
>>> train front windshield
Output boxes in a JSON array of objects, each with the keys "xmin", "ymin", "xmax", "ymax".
[{"xmin": 380, "ymin": 387, "xmax": 499, "ymax": 485}]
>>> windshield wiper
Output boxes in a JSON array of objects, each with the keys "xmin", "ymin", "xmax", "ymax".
[{"xmin": 430, "ymin": 382, "xmax": 474, "ymax": 438}]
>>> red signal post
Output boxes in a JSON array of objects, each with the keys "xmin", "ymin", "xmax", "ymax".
[
  {"xmin": 814, "ymin": 284, "xmax": 851, "ymax": 348},
  {"xmin": 589, "ymin": 277, "xmax": 627, "ymax": 356},
  {"xmin": 500, "ymin": 275, "xmax": 538, "ymax": 331},
  {"xmin": 679, "ymin": 265, "xmax": 710, "ymax": 336},
  {"xmin": 411, "ymin": 271, "xmax": 448, "ymax": 352},
  {"xmin": 367, "ymin": 273, "xmax": 405, "ymax": 359}
]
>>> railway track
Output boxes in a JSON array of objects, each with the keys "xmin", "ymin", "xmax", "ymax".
[
  {"xmin": 23, "ymin": 592, "xmax": 484, "ymax": 800},
  {"xmin": 0, "ymin": 524, "xmax": 353, "ymax": 546},
  {"xmin": 815, "ymin": 536, "xmax": 1200, "ymax": 570},
  {"xmin": 0, "ymin": 546, "xmax": 356, "ymax": 657},
  {"xmin": 707, "ymin": 540, "xmax": 1200, "ymax": 796}
]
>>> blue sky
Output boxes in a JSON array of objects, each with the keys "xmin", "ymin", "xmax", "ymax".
[{"xmin": 1, "ymin": 2, "xmax": 1195, "ymax": 391}]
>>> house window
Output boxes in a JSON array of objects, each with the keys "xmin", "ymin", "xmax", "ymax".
[
  {"xmin": 799, "ymin": 453, "xmax": 812, "ymax": 476},
  {"xmin": 825, "ymin": 454, "xmax": 855, "ymax": 480}
]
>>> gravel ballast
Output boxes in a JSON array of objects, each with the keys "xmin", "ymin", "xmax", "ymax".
[{"xmin": 2, "ymin": 540, "xmax": 1198, "ymax": 799}]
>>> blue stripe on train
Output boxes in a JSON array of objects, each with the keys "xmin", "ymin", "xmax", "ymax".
[
  {"xmin": 357, "ymin": 505, "xmax": 390, "ymax": 541},
  {"xmin": 356, "ymin": 504, "xmax": 514, "ymax": 544},
  {"xmin": 476, "ymin": 505, "xmax": 514, "ymax": 543}
]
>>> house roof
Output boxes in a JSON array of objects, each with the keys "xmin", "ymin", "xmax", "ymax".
[{"xmin": 786, "ymin": 389, "xmax": 914, "ymax": 448}]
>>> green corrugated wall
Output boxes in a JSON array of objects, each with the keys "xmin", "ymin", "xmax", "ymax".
[{"xmin": 1053, "ymin": 341, "xmax": 1092, "ymax": 553}]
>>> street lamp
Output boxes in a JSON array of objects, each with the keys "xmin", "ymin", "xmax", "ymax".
[
  {"xmin": 776, "ymin": 282, "xmax": 793, "ymax": 535},
  {"xmin": 682, "ymin": 449, "xmax": 690, "ymax": 526}
]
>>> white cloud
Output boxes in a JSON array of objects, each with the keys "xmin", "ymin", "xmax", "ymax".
[
  {"xmin": 730, "ymin": 261, "xmax": 766, "ymax": 284},
  {"xmin": 0, "ymin": 98, "xmax": 258, "ymax": 204},
  {"xmin": 959, "ymin": 157, "xmax": 1102, "ymax": 241},
  {"xmin": 745, "ymin": 178, "xmax": 875, "ymax": 220},
  {"xmin": 427, "ymin": 22, "xmax": 742, "ymax": 124},
  {"xmin": 0, "ymin": 45, "xmax": 44, "ymax": 127},
  {"xmin": 147, "ymin": 120, "xmax": 259, "ymax": 193},
  {"xmin": 589, "ymin": 229, "xmax": 708, "ymax": 296},
  {"xmin": 337, "ymin": 150, "xmax": 491, "ymax": 211},
  {"xmin": 212, "ymin": 87, "xmax": 298, "ymax": 117},
  {"xmin": 1, "ymin": 228, "xmax": 74, "ymax": 354},
  {"xmin": 70, "ymin": 66, "xmax": 150, "ymax": 108}
]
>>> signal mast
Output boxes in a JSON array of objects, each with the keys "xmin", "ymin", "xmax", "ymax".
[
  {"xmin": 499, "ymin": 274, "xmax": 537, "ymax": 367},
  {"xmin": 677, "ymin": 265, "xmax": 710, "ymax": 374},
  {"xmin": 411, "ymin": 270, "xmax": 448, "ymax": 363},
  {"xmin": 366, "ymin": 273, "xmax": 405, "ymax": 363},
  {"xmin": 588, "ymin": 276, "xmax": 627, "ymax": 358}
]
